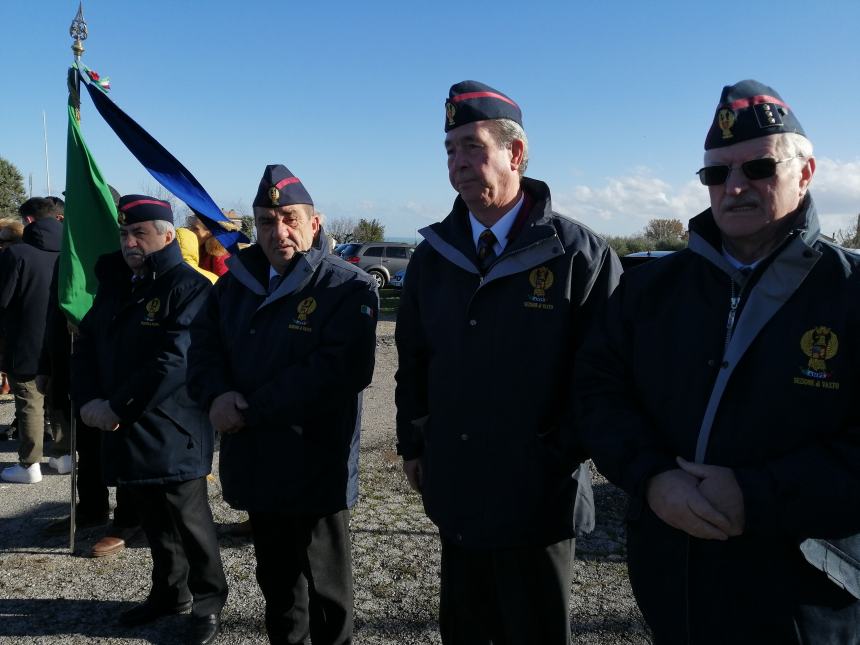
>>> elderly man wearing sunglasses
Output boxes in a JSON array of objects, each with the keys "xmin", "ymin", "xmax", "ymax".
[{"xmin": 576, "ymin": 79, "xmax": 860, "ymax": 644}]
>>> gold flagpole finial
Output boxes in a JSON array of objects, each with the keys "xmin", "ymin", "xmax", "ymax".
[{"xmin": 69, "ymin": 2, "xmax": 88, "ymax": 62}]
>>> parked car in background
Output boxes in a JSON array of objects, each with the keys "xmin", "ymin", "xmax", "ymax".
[
  {"xmin": 389, "ymin": 268, "xmax": 406, "ymax": 289},
  {"xmin": 620, "ymin": 250, "xmax": 674, "ymax": 270},
  {"xmin": 333, "ymin": 243, "xmax": 349, "ymax": 257},
  {"xmin": 340, "ymin": 242, "xmax": 415, "ymax": 288}
]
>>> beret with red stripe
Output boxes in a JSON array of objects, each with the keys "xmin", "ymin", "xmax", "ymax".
[
  {"xmin": 705, "ymin": 79, "xmax": 806, "ymax": 150},
  {"xmin": 117, "ymin": 194, "xmax": 173, "ymax": 225},
  {"xmin": 253, "ymin": 164, "xmax": 314, "ymax": 209},
  {"xmin": 445, "ymin": 80, "xmax": 522, "ymax": 133}
]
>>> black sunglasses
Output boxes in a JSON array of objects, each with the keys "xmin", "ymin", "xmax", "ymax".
[{"xmin": 697, "ymin": 156, "xmax": 802, "ymax": 186}]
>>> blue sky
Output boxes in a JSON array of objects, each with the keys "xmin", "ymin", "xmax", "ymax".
[{"xmin": 4, "ymin": 0, "xmax": 859, "ymax": 239}]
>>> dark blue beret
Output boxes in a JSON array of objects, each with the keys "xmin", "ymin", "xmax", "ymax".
[
  {"xmin": 117, "ymin": 194, "xmax": 173, "ymax": 225},
  {"xmin": 445, "ymin": 80, "xmax": 522, "ymax": 132},
  {"xmin": 253, "ymin": 164, "xmax": 314, "ymax": 209},
  {"xmin": 705, "ymin": 79, "xmax": 806, "ymax": 150}
]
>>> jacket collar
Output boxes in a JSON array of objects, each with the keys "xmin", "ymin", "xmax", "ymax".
[
  {"xmin": 419, "ymin": 177, "xmax": 561, "ymax": 274},
  {"xmin": 227, "ymin": 231, "xmax": 329, "ymax": 300},
  {"xmin": 95, "ymin": 239, "xmax": 184, "ymax": 285},
  {"xmin": 688, "ymin": 192, "xmax": 820, "ymax": 277},
  {"xmin": 22, "ymin": 217, "xmax": 63, "ymax": 252}
]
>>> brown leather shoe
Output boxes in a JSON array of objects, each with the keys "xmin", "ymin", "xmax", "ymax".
[{"xmin": 91, "ymin": 535, "xmax": 126, "ymax": 558}]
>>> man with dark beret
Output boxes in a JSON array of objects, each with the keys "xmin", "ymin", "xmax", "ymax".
[
  {"xmin": 576, "ymin": 80, "xmax": 860, "ymax": 643},
  {"xmin": 395, "ymin": 80, "xmax": 621, "ymax": 643},
  {"xmin": 188, "ymin": 165, "xmax": 378, "ymax": 645},
  {"xmin": 72, "ymin": 195, "xmax": 227, "ymax": 644}
]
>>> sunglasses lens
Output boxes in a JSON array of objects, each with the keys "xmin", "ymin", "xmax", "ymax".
[
  {"xmin": 698, "ymin": 166, "xmax": 730, "ymax": 186},
  {"xmin": 742, "ymin": 158, "xmax": 778, "ymax": 180}
]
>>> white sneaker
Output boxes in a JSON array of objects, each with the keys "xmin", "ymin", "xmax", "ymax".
[
  {"xmin": 48, "ymin": 455, "xmax": 73, "ymax": 475},
  {"xmin": 1, "ymin": 463, "xmax": 42, "ymax": 483}
]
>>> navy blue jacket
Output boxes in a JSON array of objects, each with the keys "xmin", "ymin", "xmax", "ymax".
[
  {"xmin": 576, "ymin": 195, "xmax": 860, "ymax": 643},
  {"xmin": 0, "ymin": 217, "xmax": 62, "ymax": 377},
  {"xmin": 71, "ymin": 241, "xmax": 213, "ymax": 486},
  {"xmin": 395, "ymin": 177, "xmax": 621, "ymax": 548},
  {"xmin": 187, "ymin": 233, "xmax": 378, "ymax": 514}
]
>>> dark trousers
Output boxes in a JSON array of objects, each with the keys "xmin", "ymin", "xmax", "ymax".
[
  {"xmin": 439, "ymin": 536, "xmax": 574, "ymax": 645},
  {"xmin": 127, "ymin": 477, "xmax": 228, "ymax": 617},
  {"xmin": 71, "ymin": 413, "xmax": 137, "ymax": 526},
  {"xmin": 249, "ymin": 509, "xmax": 353, "ymax": 645}
]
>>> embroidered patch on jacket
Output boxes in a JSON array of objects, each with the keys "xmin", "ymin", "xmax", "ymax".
[
  {"xmin": 360, "ymin": 304, "xmax": 375, "ymax": 318},
  {"xmin": 141, "ymin": 298, "xmax": 161, "ymax": 327},
  {"xmin": 289, "ymin": 297, "xmax": 317, "ymax": 333},
  {"xmin": 793, "ymin": 326, "xmax": 840, "ymax": 390},
  {"xmin": 523, "ymin": 266, "xmax": 555, "ymax": 310}
]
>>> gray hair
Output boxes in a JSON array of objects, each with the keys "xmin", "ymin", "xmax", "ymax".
[
  {"xmin": 704, "ymin": 132, "xmax": 814, "ymax": 165},
  {"xmin": 775, "ymin": 132, "xmax": 814, "ymax": 160},
  {"xmin": 484, "ymin": 118, "xmax": 529, "ymax": 176},
  {"xmin": 152, "ymin": 220, "xmax": 176, "ymax": 237}
]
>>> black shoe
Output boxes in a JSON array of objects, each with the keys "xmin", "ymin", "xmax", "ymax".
[
  {"xmin": 119, "ymin": 599, "xmax": 193, "ymax": 627},
  {"xmin": 188, "ymin": 613, "xmax": 221, "ymax": 645},
  {"xmin": 43, "ymin": 513, "xmax": 109, "ymax": 536}
]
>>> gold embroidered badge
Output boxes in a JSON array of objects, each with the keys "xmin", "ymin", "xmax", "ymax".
[
  {"xmin": 524, "ymin": 267, "xmax": 555, "ymax": 310},
  {"xmin": 268, "ymin": 186, "xmax": 280, "ymax": 207},
  {"xmin": 289, "ymin": 297, "xmax": 318, "ymax": 332},
  {"xmin": 793, "ymin": 326, "xmax": 840, "ymax": 390},
  {"xmin": 446, "ymin": 102, "xmax": 456, "ymax": 128}
]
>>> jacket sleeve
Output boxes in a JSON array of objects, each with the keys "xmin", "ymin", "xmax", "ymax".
[
  {"xmin": 107, "ymin": 279, "xmax": 211, "ymax": 424},
  {"xmin": 574, "ymin": 275, "xmax": 677, "ymax": 502},
  {"xmin": 187, "ymin": 279, "xmax": 237, "ymax": 412},
  {"xmin": 560, "ymin": 242, "xmax": 623, "ymax": 470},
  {"xmin": 241, "ymin": 281, "xmax": 378, "ymax": 429},
  {"xmin": 393, "ymin": 253, "xmax": 429, "ymax": 460},
  {"xmin": 0, "ymin": 249, "xmax": 20, "ymax": 311}
]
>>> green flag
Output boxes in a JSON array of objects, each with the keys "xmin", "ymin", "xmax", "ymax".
[{"xmin": 59, "ymin": 97, "xmax": 119, "ymax": 326}]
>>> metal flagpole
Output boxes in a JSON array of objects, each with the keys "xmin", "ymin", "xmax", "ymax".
[{"xmin": 67, "ymin": 1, "xmax": 88, "ymax": 555}]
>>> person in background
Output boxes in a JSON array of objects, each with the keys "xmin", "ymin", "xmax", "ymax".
[
  {"xmin": 186, "ymin": 215, "xmax": 231, "ymax": 277},
  {"xmin": 0, "ymin": 197, "xmax": 66, "ymax": 483}
]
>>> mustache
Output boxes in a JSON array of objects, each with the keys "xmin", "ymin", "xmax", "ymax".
[
  {"xmin": 122, "ymin": 248, "xmax": 146, "ymax": 258},
  {"xmin": 722, "ymin": 197, "xmax": 760, "ymax": 210}
]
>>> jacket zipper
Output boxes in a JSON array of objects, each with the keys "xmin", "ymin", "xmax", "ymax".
[{"xmin": 724, "ymin": 280, "xmax": 740, "ymax": 354}]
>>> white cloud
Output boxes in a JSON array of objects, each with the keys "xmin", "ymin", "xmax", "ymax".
[
  {"xmin": 554, "ymin": 171, "xmax": 708, "ymax": 235},
  {"xmin": 553, "ymin": 157, "xmax": 860, "ymax": 237}
]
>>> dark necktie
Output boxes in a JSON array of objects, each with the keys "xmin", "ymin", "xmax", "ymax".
[
  {"xmin": 268, "ymin": 274, "xmax": 281, "ymax": 294},
  {"xmin": 477, "ymin": 229, "xmax": 498, "ymax": 272}
]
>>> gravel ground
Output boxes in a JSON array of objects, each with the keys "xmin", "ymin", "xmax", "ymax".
[{"xmin": 0, "ymin": 320, "xmax": 650, "ymax": 644}]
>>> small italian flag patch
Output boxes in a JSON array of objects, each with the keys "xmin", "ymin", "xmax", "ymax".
[{"xmin": 360, "ymin": 305, "xmax": 375, "ymax": 318}]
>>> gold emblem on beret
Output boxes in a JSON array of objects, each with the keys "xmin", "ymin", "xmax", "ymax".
[
  {"xmin": 117, "ymin": 211, "xmax": 126, "ymax": 225},
  {"xmin": 718, "ymin": 108, "xmax": 736, "ymax": 139},
  {"xmin": 446, "ymin": 102, "xmax": 456, "ymax": 127},
  {"xmin": 269, "ymin": 186, "xmax": 280, "ymax": 207}
]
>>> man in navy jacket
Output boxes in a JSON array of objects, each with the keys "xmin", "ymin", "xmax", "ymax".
[
  {"xmin": 576, "ymin": 80, "xmax": 860, "ymax": 644},
  {"xmin": 72, "ymin": 195, "xmax": 227, "ymax": 645},
  {"xmin": 189, "ymin": 165, "xmax": 377, "ymax": 645},
  {"xmin": 395, "ymin": 81, "xmax": 621, "ymax": 644}
]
